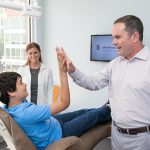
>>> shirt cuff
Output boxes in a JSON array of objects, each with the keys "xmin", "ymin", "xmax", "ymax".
[{"xmin": 69, "ymin": 68, "xmax": 83, "ymax": 81}]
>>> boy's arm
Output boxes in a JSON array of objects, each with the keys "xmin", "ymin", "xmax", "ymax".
[{"xmin": 50, "ymin": 48, "xmax": 70, "ymax": 115}]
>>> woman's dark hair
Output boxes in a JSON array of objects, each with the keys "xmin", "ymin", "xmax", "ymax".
[
  {"xmin": 114, "ymin": 15, "xmax": 143, "ymax": 41},
  {"xmin": 25, "ymin": 42, "xmax": 43, "ymax": 66},
  {"xmin": 0, "ymin": 72, "xmax": 21, "ymax": 106}
]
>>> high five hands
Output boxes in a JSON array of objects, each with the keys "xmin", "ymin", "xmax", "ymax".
[{"xmin": 56, "ymin": 47, "xmax": 76, "ymax": 73}]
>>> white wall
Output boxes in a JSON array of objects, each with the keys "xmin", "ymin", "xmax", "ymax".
[{"xmin": 37, "ymin": 0, "xmax": 150, "ymax": 110}]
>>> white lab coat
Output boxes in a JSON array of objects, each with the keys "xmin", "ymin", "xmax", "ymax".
[{"xmin": 17, "ymin": 63, "xmax": 54, "ymax": 104}]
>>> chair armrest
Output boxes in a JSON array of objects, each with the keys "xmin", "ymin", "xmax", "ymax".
[{"xmin": 46, "ymin": 136, "xmax": 81, "ymax": 150}]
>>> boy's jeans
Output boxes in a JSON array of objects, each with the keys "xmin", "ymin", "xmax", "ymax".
[{"xmin": 54, "ymin": 105, "xmax": 111, "ymax": 137}]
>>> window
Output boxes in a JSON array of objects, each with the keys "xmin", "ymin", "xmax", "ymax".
[{"xmin": 0, "ymin": 0, "xmax": 30, "ymax": 72}]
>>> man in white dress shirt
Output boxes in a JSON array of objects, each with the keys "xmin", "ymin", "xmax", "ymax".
[{"xmin": 56, "ymin": 15, "xmax": 150, "ymax": 150}]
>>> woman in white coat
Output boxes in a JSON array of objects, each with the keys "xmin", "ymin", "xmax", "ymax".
[{"xmin": 17, "ymin": 42, "xmax": 54, "ymax": 104}]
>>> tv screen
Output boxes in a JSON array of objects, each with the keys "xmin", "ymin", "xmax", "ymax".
[{"xmin": 90, "ymin": 34, "xmax": 118, "ymax": 62}]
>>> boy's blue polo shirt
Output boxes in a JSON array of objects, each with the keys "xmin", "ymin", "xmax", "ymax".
[{"xmin": 3, "ymin": 100, "xmax": 62, "ymax": 149}]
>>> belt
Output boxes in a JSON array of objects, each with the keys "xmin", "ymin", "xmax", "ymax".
[{"xmin": 113, "ymin": 121, "xmax": 150, "ymax": 135}]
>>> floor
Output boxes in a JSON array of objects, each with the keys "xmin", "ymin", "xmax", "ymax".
[
  {"xmin": 94, "ymin": 137, "xmax": 111, "ymax": 150},
  {"xmin": 0, "ymin": 136, "xmax": 9, "ymax": 150}
]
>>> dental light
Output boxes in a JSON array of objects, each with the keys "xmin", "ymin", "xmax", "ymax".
[{"xmin": 0, "ymin": 0, "xmax": 42, "ymax": 17}]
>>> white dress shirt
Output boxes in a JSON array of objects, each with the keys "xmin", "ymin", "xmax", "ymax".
[{"xmin": 70, "ymin": 46, "xmax": 150, "ymax": 128}]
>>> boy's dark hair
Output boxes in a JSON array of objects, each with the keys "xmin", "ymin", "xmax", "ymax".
[
  {"xmin": 114, "ymin": 15, "xmax": 143, "ymax": 41},
  {"xmin": 0, "ymin": 72, "xmax": 21, "ymax": 106}
]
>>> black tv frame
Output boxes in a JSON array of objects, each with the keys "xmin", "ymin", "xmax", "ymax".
[{"xmin": 90, "ymin": 34, "xmax": 118, "ymax": 62}]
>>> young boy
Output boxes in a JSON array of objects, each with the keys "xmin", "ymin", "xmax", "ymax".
[{"xmin": 0, "ymin": 52, "xmax": 111, "ymax": 149}]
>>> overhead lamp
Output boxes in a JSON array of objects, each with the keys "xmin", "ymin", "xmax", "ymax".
[{"xmin": 0, "ymin": 0, "xmax": 42, "ymax": 17}]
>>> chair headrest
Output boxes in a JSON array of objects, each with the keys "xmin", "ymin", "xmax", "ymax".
[{"xmin": 0, "ymin": 107, "xmax": 36, "ymax": 150}]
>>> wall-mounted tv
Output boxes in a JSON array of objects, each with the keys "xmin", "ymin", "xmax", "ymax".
[{"xmin": 90, "ymin": 34, "xmax": 118, "ymax": 62}]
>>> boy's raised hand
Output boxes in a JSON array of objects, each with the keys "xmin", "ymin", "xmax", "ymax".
[
  {"xmin": 50, "ymin": 47, "xmax": 70, "ymax": 115},
  {"xmin": 56, "ymin": 47, "xmax": 67, "ymax": 73}
]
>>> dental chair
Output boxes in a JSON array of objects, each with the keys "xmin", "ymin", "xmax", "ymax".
[{"xmin": 0, "ymin": 107, "xmax": 111, "ymax": 150}]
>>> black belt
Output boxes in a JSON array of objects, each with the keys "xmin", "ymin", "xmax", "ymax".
[{"xmin": 113, "ymin": 121, "xmax": 150, "ymax": 135}]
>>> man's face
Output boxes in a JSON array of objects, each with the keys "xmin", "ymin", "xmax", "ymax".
[
  {"xmin": 112, "ymin": 23, "xmax": 134, "ymax": 59},
  {"xmin": 15, "ymin": 77, "xmax": 28, "ymax": 100}
]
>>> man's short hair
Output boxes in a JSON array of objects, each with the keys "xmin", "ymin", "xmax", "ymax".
[{"xmin": 114, "ymin": 15, "xmax": 143, "ymax": 41}]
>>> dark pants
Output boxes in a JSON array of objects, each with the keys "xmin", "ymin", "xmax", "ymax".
[{"xmin": 54, "ymin": 105, "xmax": 111, "ymax": 137}]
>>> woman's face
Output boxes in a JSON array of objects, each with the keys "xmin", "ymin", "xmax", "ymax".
[{"xmin": 27, "ymin": 47, "xmax": 41, "ymax": 64}]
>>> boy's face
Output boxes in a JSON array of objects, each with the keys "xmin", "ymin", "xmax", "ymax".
[{"xmin": 14, "ymin": 77, "xmax": 28, "ymax": 100}]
